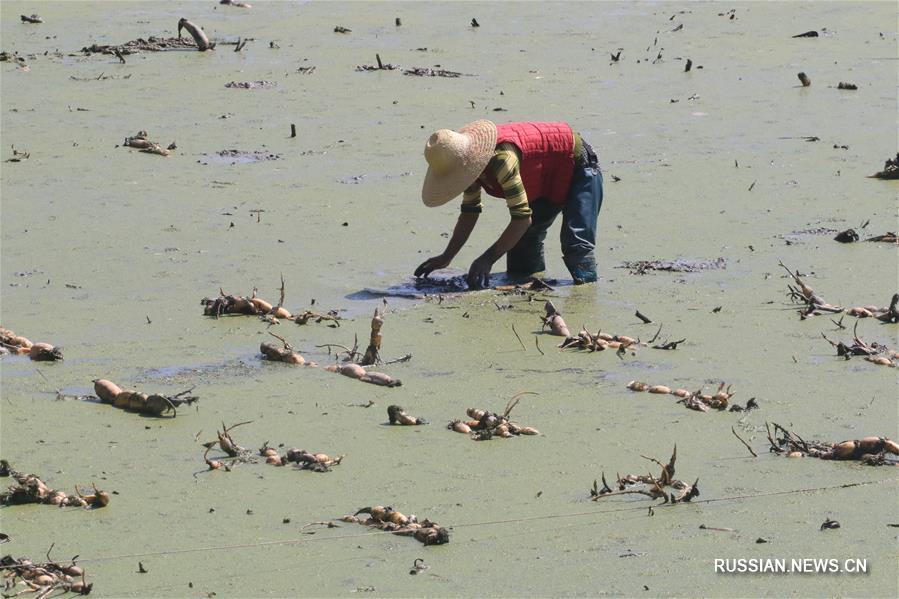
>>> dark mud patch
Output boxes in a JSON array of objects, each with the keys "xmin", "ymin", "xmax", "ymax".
[
  {"xmin": 81, "ymin": 36, "xmax": 198, "ymax": 56},
  {"xmin": 133, "ymin": 357, "xmax": 259, "ymax": 386},
  {"xmin": 618, "ymin": 257, "xmax": 727, "ymax": 274},
  {"xmin": 403, "ymin": 67, "xmax": 466, "ymax": 77},
  {"xmin": 360, "ymin": 275, "xmax": 469, "ymax": 299},
  {"xmin": 224, "ymin": 80, "xmax": 277, "ymax": 89},
  {"xmin": 777, "ymin": 226, "xmax": 839, "ymax": 240},
  {"xmin": 200, "ymin": 150, "xmax": 282, "ymax": 165}
]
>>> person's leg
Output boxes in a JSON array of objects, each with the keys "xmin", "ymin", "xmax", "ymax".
[
  {"xmin": 560, "ymin": 159, "xmax": 604, "ymax": 284},
  {"xmin": 506, "ymin": 198, "xmax": 562, "ymax": 278}
]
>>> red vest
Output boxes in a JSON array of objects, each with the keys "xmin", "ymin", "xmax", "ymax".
[{"xmin": 480, "ymin": 122, "xmax": 575, "ymax": 205}]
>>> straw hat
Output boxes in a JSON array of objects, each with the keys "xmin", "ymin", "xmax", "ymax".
[{"xmin": 421, "ymin": 120, "xmax": 497, "ymax": 207}]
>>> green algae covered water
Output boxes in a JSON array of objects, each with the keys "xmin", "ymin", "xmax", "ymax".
[{"xmin": 1, "ymin": 2, "xmax": 897, "ymax": 597}]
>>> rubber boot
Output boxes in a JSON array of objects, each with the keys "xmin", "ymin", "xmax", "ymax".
[{"xmin": 564, "ymin": 254, "xmax": 597, "ymax": 285}]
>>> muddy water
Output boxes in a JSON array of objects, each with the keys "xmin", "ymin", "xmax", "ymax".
[{"xmin": 1, "ymin": 1, "xmax": 897, "ymax": 597}]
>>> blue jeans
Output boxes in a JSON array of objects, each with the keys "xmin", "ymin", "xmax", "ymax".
[{"xmin": 506, "ymin": 160, "xmax": 604, "ymax": 284}]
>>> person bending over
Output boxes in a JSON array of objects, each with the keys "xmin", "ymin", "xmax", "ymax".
[{"xmin": 415, "ymin": 120, "xmax": 603, "ymax": 288}]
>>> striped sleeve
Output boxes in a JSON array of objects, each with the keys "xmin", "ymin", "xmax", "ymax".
[
  {"xmin": 461, "ymin": 181, "xmax": 483, "ymax": 213},
  {"xmin": 488, "ymin": 144, "xmax": 531, "ymax": 219}
]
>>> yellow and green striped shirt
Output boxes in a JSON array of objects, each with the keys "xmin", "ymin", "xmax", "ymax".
[
  {"xmin": 461, "ymin": 134, "xmax": 583, "ymax": 219},
  {"xmin": 461, "ymin": 143, "xmax": 531, "ymax": 219}
]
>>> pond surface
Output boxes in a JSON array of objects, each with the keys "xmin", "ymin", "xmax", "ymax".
[{"xmin": 1, "ymin": 1, "xmax": 897, "ymax": 597}]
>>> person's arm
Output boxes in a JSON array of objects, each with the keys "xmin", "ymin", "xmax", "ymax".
[
  {"xmin": 467, "ymin": 146, "xmax": 532, "ymax": 288},
  {"xmin": 414, "ymin": 181, "xmax": 484, "ymax": 277},
  {"xmin": 413, "ymin": 212, "xmax": 480, "ymax": 277},
  {"xmin": 467, "ymin": 217, "xmax": 531, "ymax": 287}
]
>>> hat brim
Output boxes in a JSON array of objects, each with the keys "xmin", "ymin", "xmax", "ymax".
[{"xmin": 421, "ymin": 120, "xmax": 497, "ymax": 207}]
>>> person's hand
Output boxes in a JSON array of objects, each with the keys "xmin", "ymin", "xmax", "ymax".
[
  {"xmin": 414, "ymin": 254, "xmax": 451, "ymax": 278},
  {"xmin": 466, "ymin": 255, "xmax": 493, "ymax": 289}
]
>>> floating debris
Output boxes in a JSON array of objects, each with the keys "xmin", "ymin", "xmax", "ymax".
[
  {"xmin": 93, "ymin": 379, "xmax": 198, "ymax": 417},
  {"xmin": 202, "ymin": 425, "xmax": 343, "ymax": 472},
  {"xmin": 324, "ymin": 362, "xmax": 401, "ymax": 387},
  {"xmin": 447, "ymin": 392, "xmax": 540, "ymax": 440},
  {"xmin": 865, "ymin": 232, "xmax": 898, "ymax": 243},
  {"xmin": 200, "ymin": 149, "xmax": 281, "ymax": 165},
  {"xmin": 1, "ymin": 461, "xmax": 109, "ymax": 509},
  {"xmin": 260, "ymin": 444, "xmax": 344, "ymax": 471},
  {"xmin": 626, "ymin": 381, "xmax": 757, "ymax": 412},
  {"xmin": 356, "ymin": 55, "xmax": 399, "ymax": 71},
  {"xmin": 766, "ymin": 423, "xmax": 899, "ymax": 465},
  {"xmin": 403, "ymin": 67, "xmax": 464, "ymax": 77},
  {"xmin": 202, "ymin": 280, "xmax": 294, "ymax": 321},
  {"xmin": 20, "ymin": 14, "xmax": 43, "ymax": 24},
  {"xmin": 224, "ymin": 80, "xmax": 277, "ymax": 89},
  {"xmin": 821, "ymin": 322, "xmax": 898, "ymax": 365},
  {"xmin": 260, "ymin": 332, "xmax": 313, "ymax": 366},
  {"xmin": 82, "ymin": 36, "xmax": 200, "ymax": 55},
  {"xmin": 618, "ymin": 257, "xmax": 727, "ymax": 274},
  {"xmin": 122, "ymin": 130, "xmax": 171, "ymax": 156},
  {"xmin": 0, "ymin": 552, "xmax": 92, "ymax": 595},
  {"xmin": 590, "ymin": 447, "xmax": 699, "ymax": 503},
  {"xmin": 869, "ymin": 153, "xmax": 899, "ymax": 180},
  {"xmin": 340, "ymin": 506, "xmax": 449, "ymax": 545},
  {"xmin": 0, "ymin": 326, "xmax": 62, "ymax": 361},
  {"xmin": 542, "ymin": 301, "xmax": 570, "ymax": 337},
  {"xmin": 318, "ymin": 307, "xmax": 406, "ymax": 387},
  {"xmin": 178, "ymin": 18, "xmax": 213, "ymax": 51},
  {"xmin": 387, "ymin": 405, "xmax": 428, "ymax": 425},
  {"xmin": 834, "ymin": 228, "xmax": 859, "ymax": 243},
  {"xmin": 4, "ymin": 146, "xmax": 30, "ymax": 163},
  {"xmin": 334, "ymin": 25, "xmax": 352, "ymax": 33},
  {"xmin": 781, "ymin": 262, "xmax": 898, "ymax": 321}
]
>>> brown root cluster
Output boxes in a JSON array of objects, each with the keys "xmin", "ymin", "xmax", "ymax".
[
  {"xmin": 626, "ymin": 381, "xmax": 758, "ymax": 413},
  {"xmin": 0, "ymin": 461, "xmax": 109, "ymax": 509},
  {"xmin": 318, "ymin": 308, "xmax": 405, "ymax": 386},
  {"xmin": 1, "ymin": 553, "xmax": 92, "ymax": 597},
  {"xmin": 494, "ymin": 278, "xmax": 555, "ymax": 295},
  {"xmin": 340, "ymin": 506, "xmax": 449, "ymax": 545},
  {"xmin": 259, "ymin": 444, "xmax": 344, "ymax": 472},
  {"xmin": 447, "ymin": 392, "xmax": 540, "ymax": 440},
  {"xmin": 590, "ymin": 446, "xmax": 699, "ymax": 504},
  {"xmin": 260, "ymin": 332, "xmax": 315, "ymax": 366},
  {"xmin": 324, "ymin": 363, "xmax": 401, "ymax": 387},
  {"xmin": 766, "ymin": 423, "xmax": 899, "ymax": 466},
  {"xmin": 387, "ymin": 405, "xmax": 427, "ymax": 425},
  {"xmin": 781, "ymin": 262, "xmax": 899, "ymax": 322},
  {"xmin": 541, "ymin": 301, "xmax": 571, "ymax": 337},
  {"xmin": 92, "ymin": 379, "xmax": 197, "ymax": 418},
  {"xmin": 0, "ymin": 327, "xmax": 62, "ymax": 361},
  {"xmin": 202, "ymin": 423, "xmax": 343, "ymax": 473},
  {"xmin": 202, "ymin": 279, "xmax": 340, "ymax": 326},
  {"xmin": 122, "ymin": 130, "xmax": 171, "ymax": 157},
  {"xmin": 822, "ymin": 322, "xmax": 898, "ymax": 367}
]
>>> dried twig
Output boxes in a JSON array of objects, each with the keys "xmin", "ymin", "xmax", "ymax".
[
  {"xmin": 731, "ymin": 426, "xmax": 758, "ymax": 457},
  {"xmin": 511, "ymin": 323, "xmax": 527, "ymax": 351}
]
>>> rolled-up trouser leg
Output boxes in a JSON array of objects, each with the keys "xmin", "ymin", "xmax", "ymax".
[
  {"xmin": 506, "ymin": 198, "xmax": 562, "ymax": 278},
  {"xmin": 560, "ymin": 165, "xmax": 603, "ymax": 284}
]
